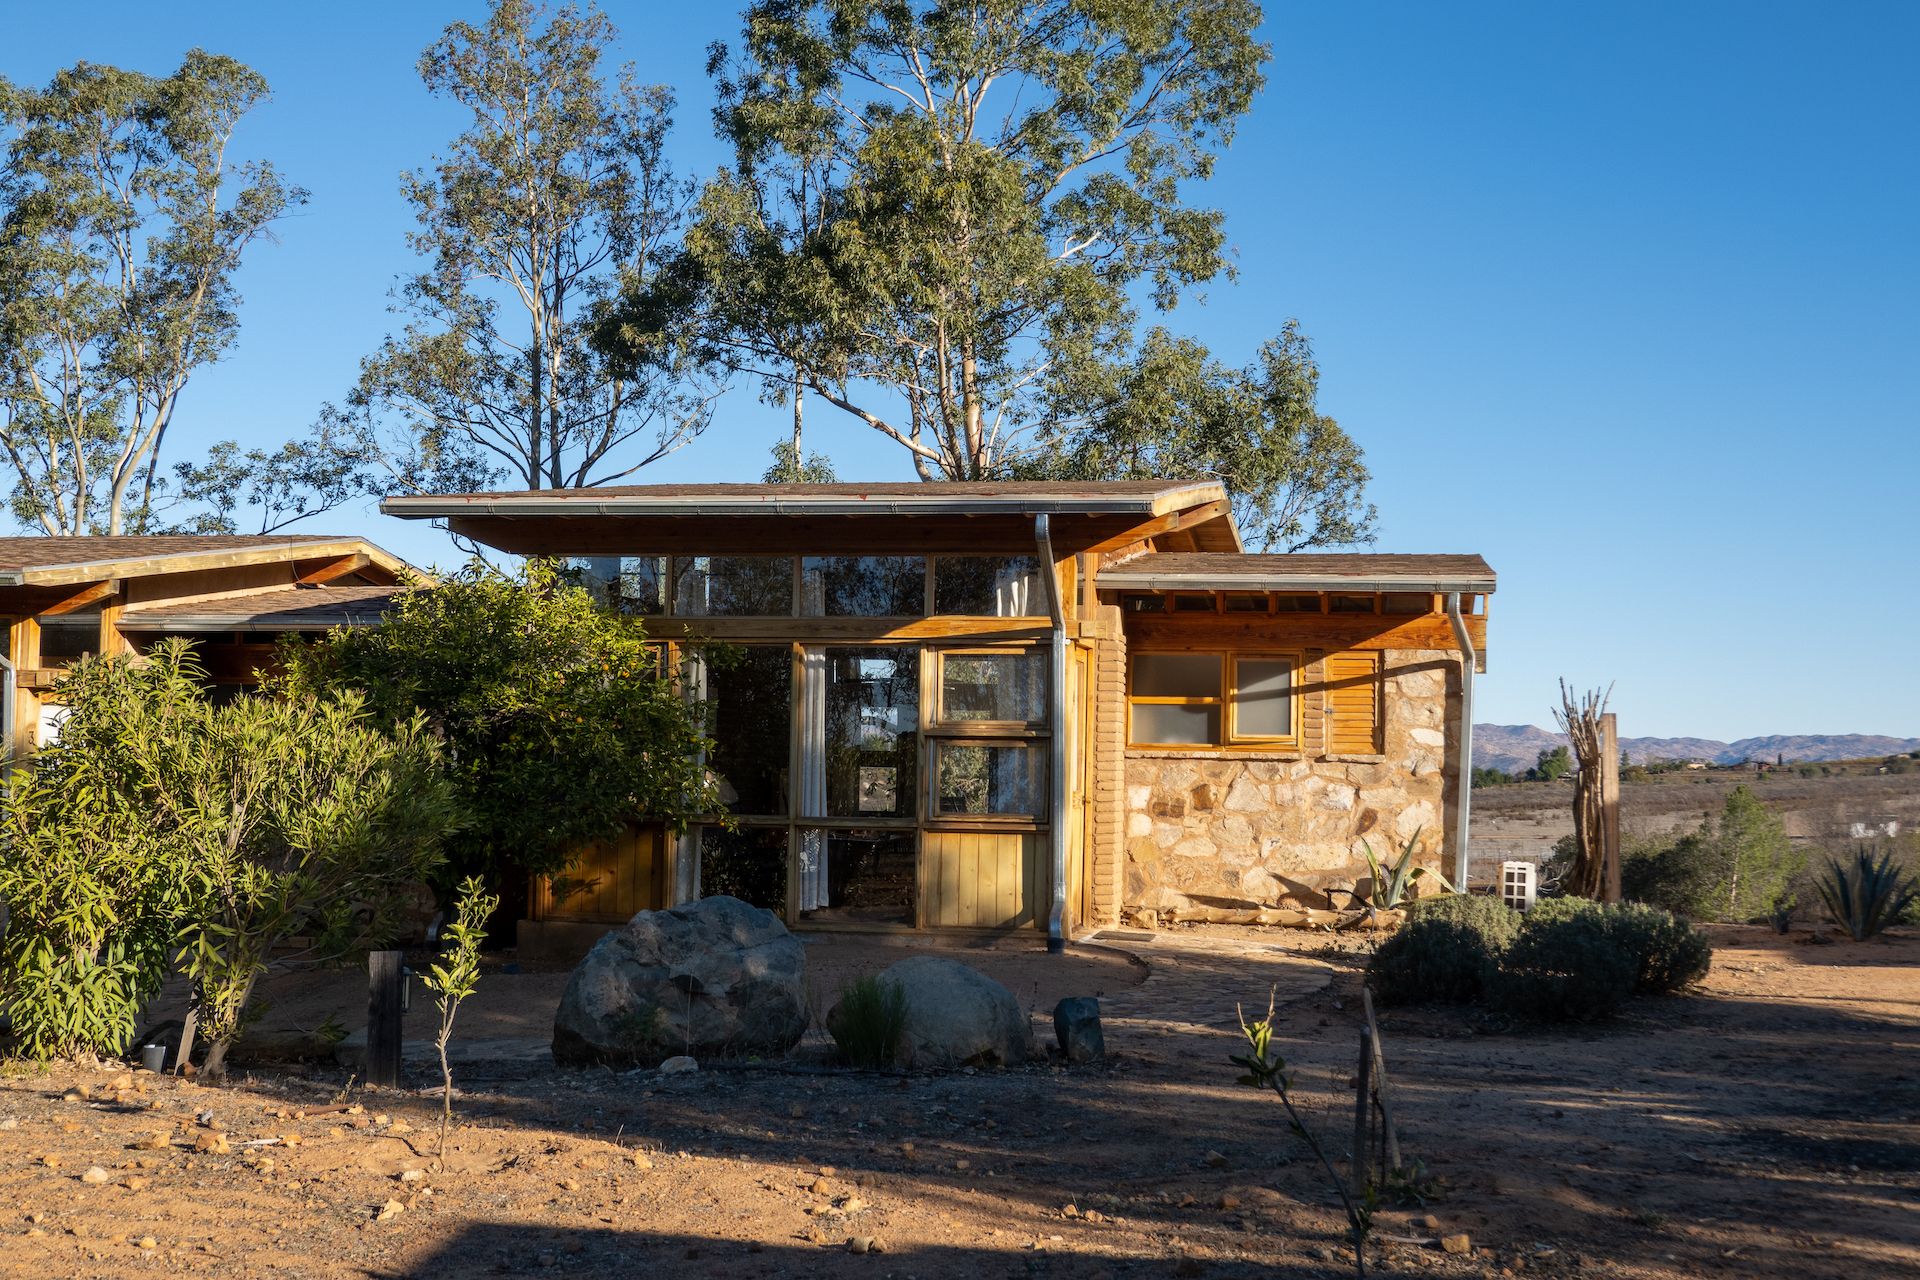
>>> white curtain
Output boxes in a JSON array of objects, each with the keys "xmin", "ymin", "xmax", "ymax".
[
  {"xmin": 994, "ymin": 560, "xmax": 1041, "ymax": 616},
  {"xmin": 797, "ymin": 647, "xmax": 829, "ymax": 910}
]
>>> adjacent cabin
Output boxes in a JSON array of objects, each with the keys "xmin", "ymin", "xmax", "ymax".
[
  {"xmin": 0, "ymin": 535, "xmax": 414, "ymax": 754},
  {"xmin": 384, "ymin": 482, "xmax": 1493, "ymax": 950}
]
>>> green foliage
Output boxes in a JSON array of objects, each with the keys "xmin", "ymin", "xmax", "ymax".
[
  {"xmin": 1813, "ymin": 846, "xmax": 1920, "ymax": 941},
  {"xmin": 0, "ymin": 642, "xmax": 455, "ymax": 1070},
  {"xmin": 1471, "ymin": 765, "xmax": 1515, "ymax": 788},
  {"xmin": 1367, "ymin": 918, "xmax": 1498, "ymax": 1006},
  {"xmin": 423, "ymin": 876, "xmax": 499, "ymax": 1154},
  {"xmin": 612, "ymin": 0, "xmax": 1271, "ymax": 481},
  {"xmin": 763, "ymin": 439, "xmax": 836, "ymax": 483},
  {"xmin": 827, "ymin": 975, "xmax": 909, "ymax": 1070},
  {"xmin": 1528, "ymin": 746, "xmax": 1572, "ymax": 781},
  {"xmin": 1602, "ymin": 903, "xmax": 1714, "ymax": 994},
  {"xmin": 340, "ymin": 0, "xmax": 709, "ymax": 495},
  {"xmin": 1406, "ymin": 893, "xmax": 1522, "ymax": 951},
  {"xmin": 1022, "ymin": 323, "xmax": 1376, "ymax": 549},
  {"xmin": 277, "ymin": 559, "xmax": 723, "ymax": 881},
  {"xmin": 1489, "ymin": 909, "xmax": 1638, "ymax": 1022},
  {"xmin": 1621, "ymin": 787, "xmax": 1801, "ymax": 922},
  {"xmin": 0, "ymin": 51, "xmax": 303, "ymax": 534},
  {"xmin": 1357, "ymin": 828, "xmax": 1453, "ymax": 912}
]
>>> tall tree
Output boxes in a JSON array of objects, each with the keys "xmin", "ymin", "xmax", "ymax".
[
  {"xmin": 0, "ymin": 52, "xmax": 302, "ymax": 534},
  {"xmin": 341, "ymin": 0, "xmax": 714, "ymax": 495},
  {"xmin": 604, "ymin": 0, "xmax": 1269, "ymax": 479},
  {"xmin": 1022, "ymin": 323, "xmax": 1375, "ymax": 549}
]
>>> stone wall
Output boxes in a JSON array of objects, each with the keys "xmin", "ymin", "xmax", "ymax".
[{"xmin": 1122, "ymin": 649, "xmax": 1459, "ymax": 918}]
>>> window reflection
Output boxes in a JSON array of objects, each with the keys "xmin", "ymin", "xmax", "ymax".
[
  {"xmin": 801, "ymin": 556, "xmax": 925, "ymax": 616},
  {"xmin": 566, "ymin": 556, "xmax": 665, "ymax": 615},
  {"xmin": 797, "ymin": 828, "xmax": 915, "ymax": 925},
  {"xmin": 672, "ymin": 556, "xmax": 793, "ymax": 616},
  {"xmin": 939, "ymin": 650, "xmax": 1045, "ymax": 723},
  {"xmin": 698, "ymin": 825, "xmax": 788, "ymax": 917},
  {"xmin": 817, "ymin": 646, "xmax": 918, "ymax": 819},
  {"xmin": 933, "ymin": 742, "xmax": 1045, "ymax": 817},
  {"xmin": 704, "ymin": 646, "xmax": 791, "ymax": 815},
  {"xmin": 933, "ymin": 556, "xmax": 1044, "ymax": 616}
]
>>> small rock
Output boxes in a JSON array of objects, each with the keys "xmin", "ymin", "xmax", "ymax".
[
  {"xmin": 137, "ymin": 1237, "xmax": 157, "ymax": 1250},
  {"xmin": 1062, "ymin": 1203, "xmax": 1079, "ymax": 1218},
  {"xmin": 1053, "ymin": 996, "xmax": 1105, "ymax": 1063},
  {"xmin": 559, "ymin": 1178, "xmax": 580, "ymax": 1192},
  {"xmin": 398, "ymin": 1169, "xmax": 426, "ymax": 1184},
  {"xmin": 659, "ymin": 1056, "xmax": 698, "ymax": 1075},
  {"xmin": 80, "ymin": 1166, "xmax": 111, "ymax": 1184},
  {"xmin": 130, "ymin": 1132, "xmax": 171, "ymax": 1152},
  {"xmin": 376, "ymin": 1200, "xmax": 405, "ymax": 1223},
  {"xmin": 1217, "ymin": 1193, "xmax": 1241, "ymax": 1211},
  {"xmin": 1204, "ymin": 1150, "xmax": 1229, "ymax": 1168},
  {"xmin": 847, "ymin": 1235, "xmax": 880, "ymax": 1254},
  {"xmin": 1421, "ymin": 1214, "xmax": 1442, "ymax": 1232},
  {"xmin": 389, "ymin": 1120, "xmax": 412, "ymax": 1135},
  {"xmin": 192, "ymin": 1132, "xmax": 230, "ymax": 1156},
  {"xmin": 629, "ymin": 1152, "xmax": 652, "ymax": 1170},
  {"xmin": 1442, "ymin": 1233, "xmax": 1472, "ymax": 1256},
  {"xmin": 123, "ymin": 1177, "xmax": 149, "ymax": 1193}
]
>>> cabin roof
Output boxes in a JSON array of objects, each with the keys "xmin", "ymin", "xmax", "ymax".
[
  {"xmin": 0, "ymin": 535, "xmax": 413, "ymax": 587},
  {"xmin": 1096, "ymin": 552, "xmax": 1497, "ymax": 594},
  {"xmin": 117, "ymin": 584, "xmax": 407, "ymax": 633},
  {"xmin": 381, "ymin": 480, "xmax": 1228, "ymax": 519}
]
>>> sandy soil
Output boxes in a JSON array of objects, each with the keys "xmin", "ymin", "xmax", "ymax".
[{"xmin": 1, "ymin": 925, "xmax": 1915, "ymax": 1280}]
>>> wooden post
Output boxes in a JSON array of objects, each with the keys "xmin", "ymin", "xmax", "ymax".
[
  {"xmin": 1350, "ymin": 1027, "xmax": 1375, "ymax": 1199},
  {"xmin": 1361, "ymin": 989, "xmax": 1403, "ymax": 1173},
  {"xmin": 366, "ymin": 950, "xmax": 405, "ymax": 1088},
  {"xmin": 1600, "ymin": 713, "xmax": 1622, "ymax": 904}
]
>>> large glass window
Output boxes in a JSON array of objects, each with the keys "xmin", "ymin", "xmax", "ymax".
[
  {"xmin": 36, "ymin": 613, "xmax": 100, "ymax": 664},
  {"xmin": 1232, "ymin": 658, "xmax": 1295, "ymax": 740},
  {"xmin": 672, "ymin": 556, "xmax": 793, "ymax": 616},
  {"xmin": 932, "ymin": 742, "xmax": 1045, "ymax": 818},
  {"xmin": 801, "ymin": 556, "xmax": 925, "ymax": 616},
  {"xmin": 704, "ymin": 646, "xmax": 791, "ymax": 815},
  {"xmin": 797, "ymin": 828, "xmax": 915, "ymax": 925},
  {"xmin": 818, "ymin": 646, "xmax": 918, "ymax": 819},
  {"xmin": 698, "ymin": 826, "xmax": 788, "ymax": 917},
  {"xmin": 1128, "ymin": 652, "xmax": 1301, "ymax": 748},
  {"xmin": 937, "ymin": 650, "xmax": 1046, "ymax": 724},
  {"xmin": 932, "ymin": 556, "xmax": 1044, "ymax": 616},
  {"xmin": 567, "ymin": 556, "xmax": 665, "ymax": 615}
]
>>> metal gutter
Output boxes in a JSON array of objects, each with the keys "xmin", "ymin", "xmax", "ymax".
[
  {"xmin": 1096, "ymin": 570, "xmax": 1497, "ymax": 594},
  {"xmin": 379, "ymin": 487, "xmax": 1226, "ymax": 521},
  {"xmin": 1035, "ymin": 514, "xmax": 1069, "ymax": 954},
  {"xmin": 1445, "ymin": 592, "xmax": 1479, "ymax": 891}
]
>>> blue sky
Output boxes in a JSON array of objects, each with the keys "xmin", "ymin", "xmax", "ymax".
[{"xmin": 5, "ymin": 2, "xmax": 1915, "ymax": 739}]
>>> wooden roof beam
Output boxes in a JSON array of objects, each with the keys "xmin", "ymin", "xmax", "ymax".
[
  {"xmin": 39, "ymin": 580, "xmax": 117, "ymax": 617},
  {"xmin": 295, "ymin": 552, "xmax": 372, "ymax": 586},
  {"xmin": 1081, "ymin": 498, "xmax": 1232, "ymax": 556}
]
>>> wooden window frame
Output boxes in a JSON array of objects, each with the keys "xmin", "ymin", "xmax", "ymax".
[
  {"xmin": 1126, "ymin": 649, "xmax": 1303, "ymax": 750},
  {"xmin": 927, "ymin": 644, "xmax": 1049, "ymax": 735}
]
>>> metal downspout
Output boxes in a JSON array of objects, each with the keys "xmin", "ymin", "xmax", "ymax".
[
  {"xmin": 0, "ymin": 634, "xmax": 14, "ymax": 775},
  {"xmin": 1036, "ymin": 516, "xmax": 1069, "ymax": 954},
  {"xmin": 1445, "ymin": 593, "xmax": 1478, "ymax": 891}
]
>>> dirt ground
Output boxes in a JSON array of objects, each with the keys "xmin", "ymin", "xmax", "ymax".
[{"xmin": 1, "ymin": 924, "xmax": 1915, "ymax": 1280}]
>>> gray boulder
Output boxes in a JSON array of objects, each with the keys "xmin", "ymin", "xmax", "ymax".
[
  {"xmin": 1053, "ymin": 996, "xmax": 1105, "ymax": 1063},
  {"xmin": 833, "ymin": 956, "xmax": 1030, "ymax": 1070},
  {"xmin": 552, "ymin": 896, "xmax": 809, "ymax": 1066}
]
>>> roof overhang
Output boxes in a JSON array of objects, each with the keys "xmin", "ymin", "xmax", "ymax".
[
  {"xmin": 0, "ymin": 537, "xmax": 415, "ymax": 589},
  {"xmin": 1097, "ymin": 558, "xmax": 1496, "ymax": 596},
  {"xmin": 379, "ymin": 482, "xmax": 1229, "ymax": 521}
]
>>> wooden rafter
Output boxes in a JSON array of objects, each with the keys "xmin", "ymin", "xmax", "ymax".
[
  {"xmin": 294, "ymin": 553, "xmax": 371, "ymax": 586},
  {"xmin": 1079, "ymin": 499, "xmax": 1233, "ymax": 555},
  {"xmin": 39, "ymin": 580, "xmax": 117, "ymax": 617}
]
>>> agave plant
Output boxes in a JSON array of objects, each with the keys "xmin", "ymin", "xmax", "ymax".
[
  {"xmin": 1813, "ymin": 845, "xmax": 1919, "ymax": 941},
  {"xmin": 1358, "ymin": 828, "xmax": 1457, "ymax": 914}
]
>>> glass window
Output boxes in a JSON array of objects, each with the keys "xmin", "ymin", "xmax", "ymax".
[
  {"xmin": 801, "ymin": 556, "xmax": 925, "ymax": 616},
  {"xmin": 1232, "ymin": 658, "xmax": 1295, "ymax": 739},
  {"xmin": 821, "ymin": 646, "xmax": 918, "ymax": 819},
  {"xmin": 1381, "ymin": 592, "xmax": 1431, "ymax": 614},
  {"xmin": 36, "ymin": 615, "xmax": 99, "ymax": 664},
  {"xmin": 1330, "ymin": 594, "xmax": 1375, "ymax": 613},
  {"xmin": 1171, "ymin": 594, "xmax": 1215, "ymax": 612},
  {"xmin": 566, "ymin": 556, "xmax": 665, "ymax": 615},
  {"xmin": 1131, "ymin": 702, "xmax": 1219, "ymax": 745},
  {"xmin": 932, "ymin": 556, "xmax": 1044, "ymax": 616},
  {"xmin": 1273, "ymin": 594, "xmax": 1319, "ymax": 613},
  {"xmin": 671, "ymin": 556, "xmax": 793, "ymax": 616},
  {"xmin": 698, "ymin": 825, "xmax": 788, "ymax": 917},
  {"xmin": 938, "ymin": 650, "xmax": 1045, "ymax": 723},
  {"xmin": 933, "ymin": 741, "xmax": 1046, "ymax": 818},
  {"xmin": 1121, "ymin": 594, "xmax": 1166, "ymax": 613},
  {"xmin": 704, "ymin": 646, "xmax": 791, "ymax": 816},
  {"xmin": 796, "ymin": 828, "xmax": 915, "ymax": 925},
  {"xmin": 1223, "ymin": 594, "xmax": 1266, "ymax": 612},
  {"xmin": 1131, "ymin": 653, "xmax": 1222, "ymax": 699}
]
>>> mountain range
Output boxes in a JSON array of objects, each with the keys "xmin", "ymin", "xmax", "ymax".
[{"xmin": 1473, "ymin": 724, "xmax": 1920, "ymax": 775}]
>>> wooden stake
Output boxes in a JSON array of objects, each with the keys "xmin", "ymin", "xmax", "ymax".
[
  {"xmin": 1361, "ymin": 989, "xmax": 1403, "ymax": 1173},
  {"xmin": 1600, "ymin": 712, "xmax": 1622, "ymax": 904},
  {"xmin": 366, "ymin": 950, "xmax": 405, "ymax": 1088},
  {"xmin": 173, "ymin": 1009, "xmax": 198, "ymax": 1076},
  {"xmin": 1351, "ymin": 1027, "xmax": 1375, "ymax": 1199}
]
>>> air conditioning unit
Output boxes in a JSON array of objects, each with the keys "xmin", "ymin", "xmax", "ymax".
[{"xmin": 1501, "ymin": 861, "xmax": 1538, "ymax": 912}]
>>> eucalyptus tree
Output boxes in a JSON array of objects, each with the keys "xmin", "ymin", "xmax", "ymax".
[
  {"xmin": 342, "ymin": 0, "xmax": 714, "ymax": 495},
  {"xmin": 603, "ymin": 0, "xmax": 1270, "ymax": 480},
  {"xmin": 1023, "ymin": 322, "xmax": 1376, "ymax": 550},
  {"xmin": 0, "ymin": 52, "xmax": 302, "ymax": 533}
]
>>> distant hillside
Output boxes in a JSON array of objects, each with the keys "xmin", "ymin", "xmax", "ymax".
[{"xmin": 1473, "ymin": 724, "xmax": 1920, "ymax": 775}]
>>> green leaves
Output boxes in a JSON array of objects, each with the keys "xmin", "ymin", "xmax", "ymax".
[
  {"xmin": 1357, "ymin": 829, "xmax": 1453, "ymax": 913},
  {"xmin": 1814, "ymin": 845, "xmax": 1919, "ymax": 941}
]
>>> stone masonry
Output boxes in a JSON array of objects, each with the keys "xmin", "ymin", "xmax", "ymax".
[{"xmin": 1122, "ymin": 649, "xmax": 1459, "ymax": 917}]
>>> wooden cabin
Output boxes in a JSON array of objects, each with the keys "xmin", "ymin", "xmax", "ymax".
[
  {"xmin": 0, "ymin": 535, "xmax": 414, "ymax": 754},
  {"xmin": 380, "ymin": 482, "xmax": 1494, "ymax": 949}
]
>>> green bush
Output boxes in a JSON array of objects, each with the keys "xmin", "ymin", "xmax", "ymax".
[
  {"xmin": 1489, "ymin": 910, "xmax": 1637, "ymax": 1022},
  {"xmin": 1367, "ymin": 918, "xmax": 1498, "ymax": 1006},
  {"xmin": 1620, "ymin": 788, "xmax": 1801, "ymax": 922},
  {"xmin": 1407, "ymin": 893, "xmax": 1522, "ymax": 950},
  {"xmin": 1605, "ymin": 903, "xmax": 1713, "ymax": 993},
  {"xmin": 826, "ymin": 975, "xmax": 909, "ymax": 1069}
]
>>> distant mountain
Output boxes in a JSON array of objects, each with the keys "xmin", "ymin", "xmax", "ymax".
[{"xmin": 1472, "ymin": 724, "xmax": 1920, "ymax": 775}]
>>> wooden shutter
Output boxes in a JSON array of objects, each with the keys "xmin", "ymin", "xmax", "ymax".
[{"xmin": 1325, "ymin": 651, "xmax": 1383, "ymax": 754}]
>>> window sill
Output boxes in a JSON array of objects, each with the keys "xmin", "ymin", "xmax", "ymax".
[{"xmin": 1125, "ymin": 747, "xmax": 1305, "ymax": 762}]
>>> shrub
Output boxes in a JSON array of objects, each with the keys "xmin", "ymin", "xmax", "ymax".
[
  {"xmin": 1489, "ymin": 910, "xmax": 1637, "ymax": 1022},
  {"xmin": 1605, "ymin": 903, "xmax": 1713, "ymax": 993},
  {"xmin": 1367, "ymin": 918, "xmax": 1498, "ymax": 1006},
  {"xmin": 827, "ymin": 975, "xmax": 909, "ymax": 1069},
  {"xmin": 1814, "ymin": 846, "xmax": 1920, "ymax": 941},
  {"xmin": 1407, "ymin": 893, "xmax": 1522, "ymax": 950},
  {"xmin": 1620, "ymin": 789, "xmax": 1801, "ymax": 922}
]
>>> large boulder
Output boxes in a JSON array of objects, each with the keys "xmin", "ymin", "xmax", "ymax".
[
  {"xmin": 831, "ymin": 956, "xmax": 1031, "ymax": 1070},
  {"xmin": 552, "ymin": 896, "xmax": 809, "ymax": 1066}
]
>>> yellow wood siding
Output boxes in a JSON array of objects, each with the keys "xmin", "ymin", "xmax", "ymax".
[
  {"xmin": 1326, "ymin": 651, "xmax": 1383, "ymax": 754},
  {"xmin": 533, "ymin": 825, "xmax": 668, "ymax": 923},
  {"xmin": 920, "ymin": 830, "xmax": 1037, "ymax": 928}
]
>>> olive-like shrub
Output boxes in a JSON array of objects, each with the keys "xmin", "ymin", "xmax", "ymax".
[
  {"xmin": 1407, "ymin": 892, "xmax": 1522, "ymax": 950},
  {"xmin": 1489, "ymin": 909, "xmax": 1637, "ymax": 1022},
  {"xmin": 1366, "ymin": 918, "xmax": 1499, "ymax": 1006}
]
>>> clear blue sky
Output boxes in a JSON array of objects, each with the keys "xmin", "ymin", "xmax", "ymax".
[{"xmin": 5, "ymin": 2, "xmax": 1915, "ymax": 739}]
